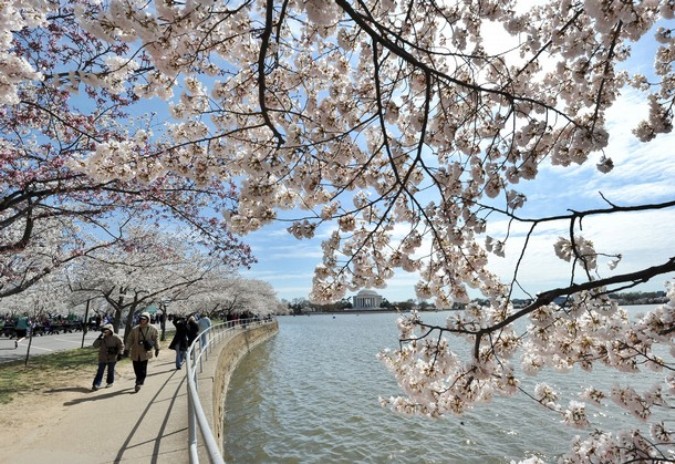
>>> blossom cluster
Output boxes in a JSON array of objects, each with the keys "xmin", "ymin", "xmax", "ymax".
[
  {"xmin": 0, "ymin": 1, "xmax": 48, "ymax": 105},
  {"xmin": 381, "ymin": 286, "xmax": 674, "ymax": 461}
]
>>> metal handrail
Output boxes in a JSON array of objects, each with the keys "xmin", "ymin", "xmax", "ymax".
[{"xmin": 186, "ymin": 318, "xmax": 273, "ymax": 464}]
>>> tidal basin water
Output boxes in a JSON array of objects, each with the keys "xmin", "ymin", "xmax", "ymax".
[{"xmin": 223, "ymin": 306, "xmax": 665, "ymax": 463}]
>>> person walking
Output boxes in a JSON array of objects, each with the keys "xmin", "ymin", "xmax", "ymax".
[
  {"xmin": 187, "ymin": 315, "xmax": 199, "ymax": 346},
  {"xmin": 158, "ymin": 310, "xmax": 167, "ymax": 341},
  {"xmin": 91, "ymin": 323, "xmax": 124, "ymax": 391},
  {"xmin": 126, "ymin": 312, "xmax": 159, "ymax": 393},
  {"xmin": 168, "ymin": 315, "xmax": 189, "ymax": 370},
  {"xmin": 197, "ymin": 314, "xmax": 212, "ymax": 349},
  {"xmin": 14, "ymin": 314, "xmax": 30, "ymax": 348}
]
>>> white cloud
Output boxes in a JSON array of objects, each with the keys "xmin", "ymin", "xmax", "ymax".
[
  {"xmin": 240, "ymin": 268, "xmax": 315, "ymax": 281},
  {"xmin": 485, "ymin": 208, "xmax": 675, "ymax": 298}
]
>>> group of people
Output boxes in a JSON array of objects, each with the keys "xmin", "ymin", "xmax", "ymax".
[
  {"xmin": 91, "ymin": 311, "xmax": 159, "ymax": 392},
  {"xmin": 1, "ymin": 314, "xmax": 86, "ymax": 348},
  {"xmin": 168, "ymin": 314, "xmax": 212, "ymax": 370},
  {"xmin": 90, "ymin": 312, "xmax": 212, "ymax": 392}
]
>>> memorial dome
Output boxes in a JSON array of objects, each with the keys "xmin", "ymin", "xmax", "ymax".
[{"xmin": 353, "ymin": 289, "xmax": 384, "ymax": 309}]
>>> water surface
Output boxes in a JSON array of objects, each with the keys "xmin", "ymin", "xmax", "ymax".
[{"xmin": 224, "ymin": 307, "xmax": 665, "ymax": 463}]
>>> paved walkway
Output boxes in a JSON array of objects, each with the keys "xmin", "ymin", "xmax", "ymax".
[{"xmin": 2, "ymin": 349, "xmax": 196, "ymax": 464}]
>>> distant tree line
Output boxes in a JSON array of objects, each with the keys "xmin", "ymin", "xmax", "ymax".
[
  {"xmin": 285, "ymin": 297, "xmax": 440, "ymax": 314},
  {"xmin": 288, "ymin": 290, "xmax": 667, "ymax": 315},
  {"xmin": 609, "ymin": 291, "xmax": 667, "ymax": 305}
]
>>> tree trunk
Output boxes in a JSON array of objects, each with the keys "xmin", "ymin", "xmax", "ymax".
[
  {"xmin": 112, "ymin": 293, "xmax": 125, "ymax": 332},
  {"xmin": 80, "ymin": 299, "xmax": 91, "ymax": 349},
  {"xmin": 122, "ymin": 298, "xmax": 139, "ymax": 346},
  {"xmin": 23, "ymin": 331, "xmax": 33, "ymax": 366}
]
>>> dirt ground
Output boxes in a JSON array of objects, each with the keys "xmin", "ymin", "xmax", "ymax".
[{"xmin": 0, "ymin": 359, "xmax": 137, "ymax": 449}]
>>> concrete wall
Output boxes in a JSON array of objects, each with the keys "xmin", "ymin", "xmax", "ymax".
[{"xmin": 196, "ymin": 320, "xmax": 279, "ymax": 459}]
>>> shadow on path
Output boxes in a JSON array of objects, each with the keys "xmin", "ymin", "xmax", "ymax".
[
  {"xmin": 112, "ymin": 370, "xmax": 186, "ymax": 464},
  {"xmin": 45, "ymin": 386, "xmax": 91, "ymax": 394},
  {"xmin": 63, "ymin": 388, "xmax": 134, "ymax": 405}
]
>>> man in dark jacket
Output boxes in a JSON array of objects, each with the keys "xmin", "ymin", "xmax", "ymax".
[
  {"xmin": 187, "ymin": 315, "xmax": 199, "ymax": 346},
  {"xmin": 169, "ymin": 316, "xmax": 189, "ymax": 370}
]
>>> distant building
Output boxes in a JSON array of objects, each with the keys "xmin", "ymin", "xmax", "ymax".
[{"xmin": 352, "ymin": 289, "xmax": 384, "ymax": 309}]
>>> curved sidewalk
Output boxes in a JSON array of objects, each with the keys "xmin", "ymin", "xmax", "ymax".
[{"xmin": 2, "ymin": 350, "xmax": 191, "ymax": 464}]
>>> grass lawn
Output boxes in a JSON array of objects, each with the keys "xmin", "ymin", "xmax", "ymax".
[{"xmin": 0, "ymin": 348, "xmax": 103, "ymax": 404}]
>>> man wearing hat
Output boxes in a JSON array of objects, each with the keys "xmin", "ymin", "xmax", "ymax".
[
  {"xmin": 126, "ymin": 312, "xmax": 160, "ymax": 392},
  {"xmin": 92, "ymin": 323, "xmax": 124, "ymax": 391}
]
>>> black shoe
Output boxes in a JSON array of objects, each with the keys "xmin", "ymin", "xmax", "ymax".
[{"xmin": 92, "ymin": 385, "xmax": 99, "ymax": 391}]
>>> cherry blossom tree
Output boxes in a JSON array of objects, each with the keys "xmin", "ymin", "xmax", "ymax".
[
  {"xmin": 167, "ymin": 275, "xmax": 283, "ymax": 318},
  {"xmin": 1, "ymin": 215, "xmax": 95, "ymax": 298},
  {"xmin": 164, "ymin": 273, "xmax": 238, "ymax": 317},
  {"xmin": 1, "ymin": 0, "xmax": 254, "ymax": 299},
  {"xmin": 214, "ymin": 277, "xmax": 282, "ymax": 319},
  {"xmin": 66, "ymin": 227, "xmax": 228, "ymax": 342},
  {"xmin": 5, "ymin": 0, "xmax": 675, "ymax": 461},
  {"xmin": 1, "ymin": 270, "xmax": 72, "ymax": 364},
  {"xmin": 67, "ymin": 228, "xmax": 281, "ymax": 341}
]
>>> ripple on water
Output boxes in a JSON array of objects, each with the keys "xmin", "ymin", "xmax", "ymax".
[{"xmin": 224, "ymin": 310, "xmax": 665, "ymax": 463}]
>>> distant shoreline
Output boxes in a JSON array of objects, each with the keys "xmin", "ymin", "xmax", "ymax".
[{"xmin": 292, "ymin": 300, "xmax": 665, "ymax": 316}]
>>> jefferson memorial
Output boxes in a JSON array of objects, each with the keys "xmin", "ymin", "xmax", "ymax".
[{"xmin": 352, "ymin": 289, "xmax": 384, "ymax": 309}]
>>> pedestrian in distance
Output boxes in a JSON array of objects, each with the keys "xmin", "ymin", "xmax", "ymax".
[
  {"xmin": 187, "ymin": 315, "xmax": 199, "ymax": 346},
  {"xmin": 126, "ymin": 312, "xmax": 159, "ymax": 393},
  {"xmin": 13, "ymin": 314, "xmax": 30, "ymax": 348},
  {"xmin": 169, "ymin": 315, "xmax": 189, "ymax": 370},
  {"xmin": 158, "ymin": 310, "xmax": 167, "ymax": 341},
  {"xmin": 197, "ymin": 313, "xmax": 212, "ymax": 349},
  {"xmin": 92, "ymin": 323, "xmax": 124, "ymax": 391}
]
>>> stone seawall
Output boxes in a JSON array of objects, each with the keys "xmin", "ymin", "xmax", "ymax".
[{"xmin": 196, "ymin": 320, "xmax": 279, "ymax": 459}]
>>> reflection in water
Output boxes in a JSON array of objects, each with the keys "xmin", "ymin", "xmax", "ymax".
[{"xmin": 224, "ymin": 307, "xmax": 664, "ymax": 463}]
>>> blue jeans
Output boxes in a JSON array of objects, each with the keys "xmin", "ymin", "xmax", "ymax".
[
  {"xmin": 93, "ymin": 361, "xmax": 116, "ymax": 387},
  {"xmin": 176, "ymin": 350, "xmax": 186, "ymax": 368}
]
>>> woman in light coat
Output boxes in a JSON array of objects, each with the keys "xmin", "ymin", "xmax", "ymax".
[{"xmin": 126, "ymin": 312, "xmax": 159, "ymax": 393}]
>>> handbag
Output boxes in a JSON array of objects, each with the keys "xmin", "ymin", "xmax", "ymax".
[{"xmin": 140, "ymin": 328, "xmax": 155, "ymax": 351}]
